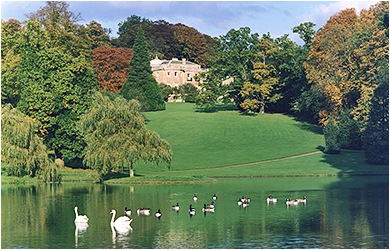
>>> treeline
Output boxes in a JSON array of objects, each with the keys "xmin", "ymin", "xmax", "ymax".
[{"xmin": 1, "ymin": 1, "xmax": 388, "ymax": 181}]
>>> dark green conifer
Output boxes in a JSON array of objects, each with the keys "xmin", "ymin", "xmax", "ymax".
[
  {"xmin": 323, "ymin": 116, "xmax": 341, "ymax": 154},
  {"xmin": 120, "ymin": 27, "xmax": 165, "ymax": 111}
]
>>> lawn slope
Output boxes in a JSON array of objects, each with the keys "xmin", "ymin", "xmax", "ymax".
[{"xmin": 140, "ymin": 103, "xmax": 324, "ymax": 173}]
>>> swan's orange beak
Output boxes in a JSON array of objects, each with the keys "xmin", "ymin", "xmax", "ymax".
[{"xmin": 110, "ymin": 211, "xmax": 113, "ymax": 214}]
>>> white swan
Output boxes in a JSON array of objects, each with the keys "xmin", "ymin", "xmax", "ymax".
[
  {"xmin": 110, "ymin": 210, "xmax": 132, "ymax": 235},
  {"xmin": 74, "ymin": 207, "xmax": 89, "ymax": 223}
]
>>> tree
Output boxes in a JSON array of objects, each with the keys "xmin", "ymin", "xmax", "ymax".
[
  {"xmin": 159, "ymin": 83, "xmax": 173, "ymax": 102},
  {"xmin": 292, "ymin": 22, "xmax": 316, "ymax": 49},
  {"xmin": 178, "ymin": 83, "xmax": 198, "ymax": 103},
  {"xmin": 11, "ymin": 21, "xmax": 98, "ymax": 167},
  {"xmin": 172, "ymin": 24, "xmax": 207, "ymax": 67},
  {"xmin": 338, "ymin": 109, "xmax": 362, "ymax": 150},
  {"xmin": 363, "ymin": 62, "xmax": 389, "ymax": 165},
  {"xmin": 120, "ymin": 27, "xmax": 165, "ymax": 111},
  {"xmin": 197, "ymin": 27, "xmax": 259, "ymax": 110},
  {"xmin": 323, "ymin": 116, "xmax": 341, "ymax": 154},
  {"xmin": 85, "ymin": 20, "xmax": 111, "ymax": 49},
  {"xmin": 79, "ymin": 92, "xmax": 172, "ymax": 181},
  {"xmin": 1, "ymin": 104, "xmax": 61, "ymax": 182},
  {"xmin": 118, "ymin": 14, "xmax": 152, "ymax": 36},
  {"xmin": 92, "ymin": 47, "xmax": 132, "ymax": 93},
  {"xmin": 26, "ymin": 1, "xmax": 93, "ymax": 61}
]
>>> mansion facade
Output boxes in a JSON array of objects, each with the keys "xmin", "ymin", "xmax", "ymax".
[{"xmin": 150, "ymin": 56, "xmax": 206, "ymax": 88}]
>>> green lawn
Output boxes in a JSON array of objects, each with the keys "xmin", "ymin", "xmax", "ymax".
[{"xmin": 1, "ymin": 103, "xmax": 387, "ymax": 184}]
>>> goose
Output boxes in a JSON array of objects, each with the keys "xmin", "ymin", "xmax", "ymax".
[
  {"xmin": 193, "ymin": 194, "xmax": 198, "ymax": 202},
  {"xmin": 202, "ymin": 204, "xmax": 215, "ymax": 213},
  {"xmin": 212, "ymin": 194, "xmax": 218, "ymax": 201},
  {"xmin": 110, "ymin": 209, "xmax": 132, "ymax": 227},
  {"xmin": 237, "ymin": 199, "xmax": 243, "ymax": 206},
  {"xmin": 137, "ymin": 208, "xmax": 151, "ymax": 216},
  {"xmin": 172, "ymin": 202, "xmax": 180, "ymax": 211},
  {"xmin": 242, "ymin": 202, "xmax": 250, "ymax": 208},
  {"xmin": 207, "ymin": 201, "xmax": 215, "ymax": 209},
  {"xmin": 155, "ymin": 209, "xmax": 162, "ymax": 219},
  {"xmin": 241, "ymin": 196, "xmax": 250, "ymax": 203},
  {"xmin": 267, "ymin": 195, "xmax": 277, "ymax": 203},
  {"xmin": 188, "ymin": 205, "xmax": 196, "ymax": 216},
  {"xmin": 286, "ymin": 199, "xmax": 298, "ymax": 206},
  {"xmin": 124, "ymin": 207, "xmax": 132, "ymax": 216},
  {"xmin": 296, "ymin": 195, "xmax": 307, "ymax": 203},
  {"xmin": 74, "ymin": 207, "xmax": 89, "ymax": 223}
]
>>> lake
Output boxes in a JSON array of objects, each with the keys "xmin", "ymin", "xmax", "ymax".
[{"xmin": 1, "ymin": 176, "xmax": 388, "ymax": 249}]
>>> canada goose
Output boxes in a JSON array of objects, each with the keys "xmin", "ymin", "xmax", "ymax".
[
  {"xmin": 267, "ymin": 195, "xmax": 277, "ymax": 203},
  {"xmin": 296, "ymin": 195, "xmax": 307, "ymax": 203},
  {"xmin": 237, "ymin": 199, "xmax": 243, "ymax": 206},
  {"xmin": 212, "ymin": 194, "xmax": 218, "ymax": 201},
  {"xmin": 286, "ymin": 199, "xmax": 298, "ymax": 206},
  {"xmin": 202, "ymin": 204, "xmax": 215, "ymax": 213},
  {"xmin": 137, "ymin": 208, "xmax": 151, "ymax": 216},
  {"xmin": 124, "ymin": 207, "xmax": 131, "ymax": 216},
  {"xmin": 193, "ymin": 194, "xmax": 198, "ymax": 202},
  {"xmin": 155, "ymin": 209, "xmax": 162, "ymax": 219},
  {"xmin": 74, "ymin": 207, "xmax": 89, "ymax": 223},
  {"xmin": 242, "ymin": 202, "xmax": 250, "ymax": 208},
  {"xmin": 172, "ymin": 202, "xmax": 180, "ymax": 211},
  {"xmin": 207, "ymin": 201, "xmax": 215, "ymax": 209},
  {"xmin": 188, "ymin": 205, "xmax": 196, "ymax": 216},
  {"xmin": 241, "ymin": 196, "xmax": 250, "ymax": 203}
]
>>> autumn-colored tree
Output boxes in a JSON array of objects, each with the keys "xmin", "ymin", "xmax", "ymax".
[
  {"xmin": 92, "ymin": 47, "xmax": 132, "ymax": 93},
  {"xmin": 85, "ymin": 20, "xmax": 111, "ymax": 49},
  {"xmin": 149, "ymin": 20, "xmax": 180, "ymax": 59},
  {"xmin": 304, "ymin": 2, "xmax": 389, "ymax": 125},
  {"xmin": 172, "ymin": 24, "xmax": 207, "ymax": 67},
  {"xmin": 79, "ymin": 92, "xmax": 172, "ymax": 181}
]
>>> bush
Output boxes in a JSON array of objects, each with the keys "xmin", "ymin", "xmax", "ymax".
[
  {"xmin": 338, "ymin": 109, "xmax": 362, "ymax": 150},
  {"xmin": 323, "ymin": 116, "xmax": 341, "ymax": 154}
]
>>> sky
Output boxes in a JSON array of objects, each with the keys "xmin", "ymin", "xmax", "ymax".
[{"xmin": 1, "ymin": 1, "xmax": 379, "ymax": 44}]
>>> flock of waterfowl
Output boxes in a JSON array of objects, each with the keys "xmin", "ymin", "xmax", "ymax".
[{"xmin": 74, "ymin": 194, "xmax": 307, "ymax": 234}]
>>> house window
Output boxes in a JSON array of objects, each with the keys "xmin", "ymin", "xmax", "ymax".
[
  {"xmin": 174, "ymin": 72, "xmax": 178, "ymax": 77},
  {"xmin": 167, "ymin": 72, "xmax": 171, "ymax": 77},
  {"xmin": 187, "ymin": 73, "xmax": 192, "ymax": 81}
]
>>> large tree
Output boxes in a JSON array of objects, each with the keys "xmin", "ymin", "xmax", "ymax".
[
  {"xmin": 120, "ymin": 27, "xmax": 165, "ymax": 111},
  {"xmin": 5, "ymin": 21, "xmax": 98, "ymax": 166},
  {"xmin": 197, "ymin": 27, "xmax": 259, "ymax": 110},
  {"xmin": 92, "ymin": 47, "xmax": 132, "ymax": 93},
  {"xmin": 1, "ymin": 104, "xmax": 61, "ymax": 182},
  {"xmin": 79, "ymin": 92, "xmax": 172, "ymax": 181}
]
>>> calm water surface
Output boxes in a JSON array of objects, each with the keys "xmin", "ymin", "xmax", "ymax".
[{"xmin": 1, "ymin": 176, "xmax": 388, "ymax": 249}]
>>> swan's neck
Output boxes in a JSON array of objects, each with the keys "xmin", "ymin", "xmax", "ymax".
[
  {"xmin": 111, "ymin": 211, "xmax": 116, "ymax": 224},
  {"xmin": 75, "ymin": 207, "xmax": 79, "ymax": 217}
]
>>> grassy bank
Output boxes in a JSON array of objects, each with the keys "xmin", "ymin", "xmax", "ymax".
[{"xmin": 1, "ymin": 103, "xmax": 387, "ymax": 184}]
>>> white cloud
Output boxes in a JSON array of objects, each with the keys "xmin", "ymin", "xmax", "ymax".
[{"xmin": 296, "ymin": 1, "xmax": 377, "ymax": 29}]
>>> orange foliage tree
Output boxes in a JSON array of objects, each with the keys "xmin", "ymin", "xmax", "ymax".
[
  {"xmin": 92, "ymin": 47, "xmax": 132, "ymax": 93},
  {"xmin": 304, "ymin": 2, "xmax": 389, "ymax": 125}
]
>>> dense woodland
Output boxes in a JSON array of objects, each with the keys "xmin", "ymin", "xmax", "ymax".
[{"xmin": 1, "ymin": 1, "xmax": 388, "ymax": 181}]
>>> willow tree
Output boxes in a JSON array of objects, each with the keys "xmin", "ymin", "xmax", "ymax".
[
  {"xmin": 79, "ymin": 92, "xmax": 172, "ymax": 181},
  {"xmin": 1, "ymin": 104, "xmax": 60, "ymax": 181}
]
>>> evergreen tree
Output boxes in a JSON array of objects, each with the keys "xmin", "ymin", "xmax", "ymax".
[
  {"xmin": 323, "ymin": 116, "xmax": 341, "ymax": 154},
  {"xmin": 120, "ymin": 27, "xmax": 165, "ymax": 111},
  {"xmin": 338, "ymin": 109, "xmax": 362, "ymax": 150}
]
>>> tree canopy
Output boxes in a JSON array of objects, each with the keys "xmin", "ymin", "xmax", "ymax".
[{"xmin": 79, "ymin": 92, "xmax": 172, "ymax": 181}]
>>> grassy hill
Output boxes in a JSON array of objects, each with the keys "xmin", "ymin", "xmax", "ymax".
[{"xmin": 138, "ymin": 102, "xmax": 324, "ymax": 173}]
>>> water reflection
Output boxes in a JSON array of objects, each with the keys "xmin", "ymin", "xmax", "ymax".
[{"xmin": 1, "ymin": 177, "xmax": 388, "ymax": 249}]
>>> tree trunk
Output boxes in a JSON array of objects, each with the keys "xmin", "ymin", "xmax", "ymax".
[{"xmin": 129, "ymin": 162, "xmax": 134, "ymax": 177}]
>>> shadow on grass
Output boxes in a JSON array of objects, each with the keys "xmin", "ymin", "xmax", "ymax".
[
  {"xmin": 195, "ymin": 103, "xmax": 238, "ymax": 113},
  {"xmin": 287, "ymin": 114, "xmax": 323, "ymax": 135},
  {"xmin": 102, "ymin": 172, "xmax": 144, "ymax": 181}
]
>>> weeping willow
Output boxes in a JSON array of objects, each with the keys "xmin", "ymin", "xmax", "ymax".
[
  {"xmin": 1, "ymin": 104, "xmax": 61, "ymax": 182},
  {"xmin": 79, "ymin": 92, "xmax": 172, "ymax": 182}
]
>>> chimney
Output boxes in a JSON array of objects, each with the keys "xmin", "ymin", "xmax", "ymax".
[{"xmin": 182, "ymin": 58, "xmax": 186, "ymax": 65}]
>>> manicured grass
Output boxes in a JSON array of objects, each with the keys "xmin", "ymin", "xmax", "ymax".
[{"xmin": 139, "ymin": 102, "xmax": 324, "ymax": 172}]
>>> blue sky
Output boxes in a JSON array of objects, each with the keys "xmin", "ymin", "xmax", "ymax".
[{"xmin": 1, "ymin": 1, "xmax": 378, "ymax": 44}]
